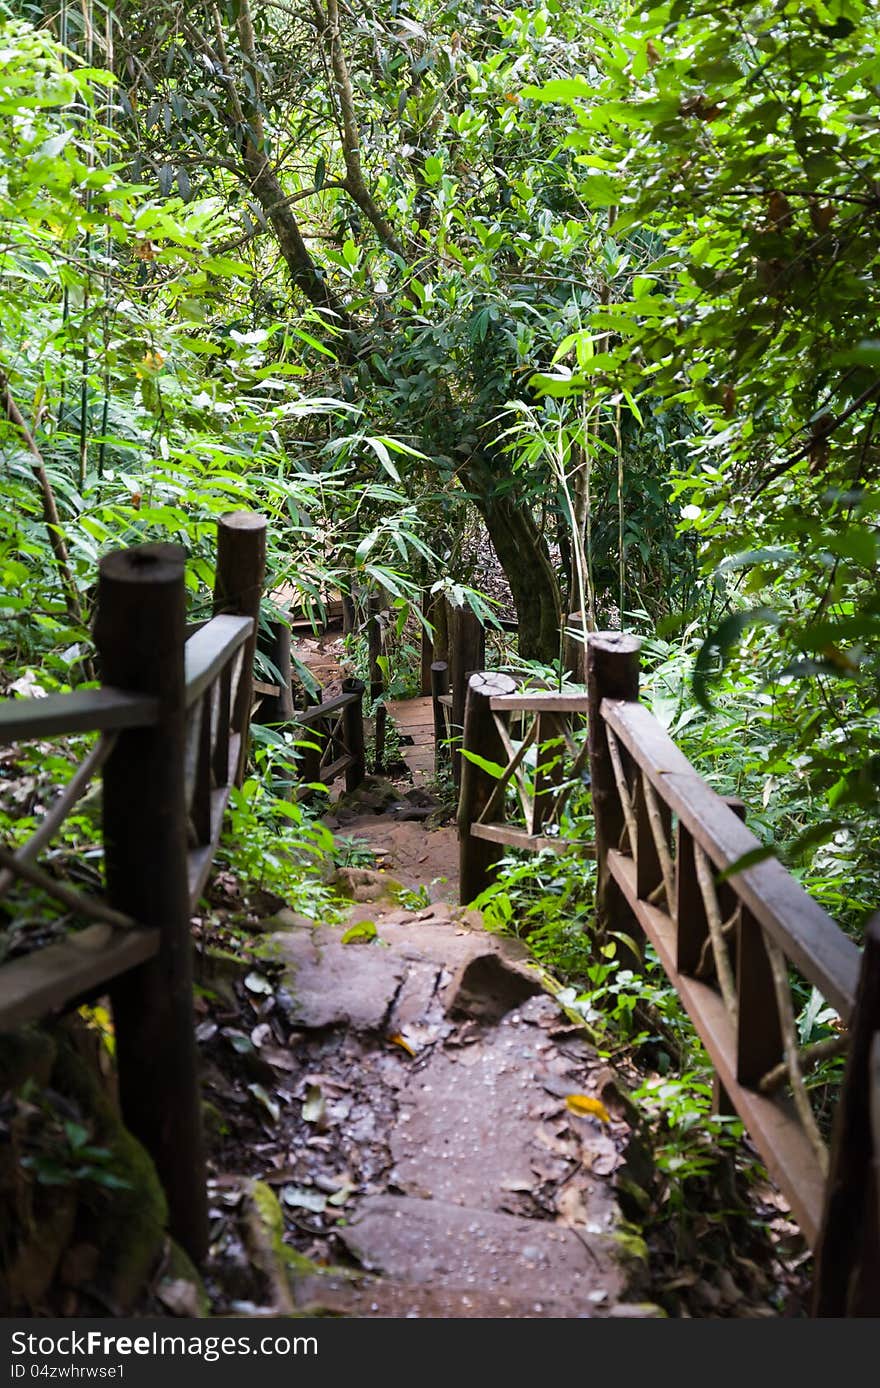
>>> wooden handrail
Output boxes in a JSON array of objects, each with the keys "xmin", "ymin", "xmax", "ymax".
[
  {"xmin": 295, "ymin": 686, "xmax": 361, "ymax": 724},
  {"xmin": 0, "ymin": 687, "xmax": 158, "ymax": 741},
  {"xmin": 601, "ymin": 696, "xmax": 860, "ymax": 1020},
  {"xmin": 489, "ymin": 692, "xmax": 590, "ymax": 713},
  {"xmin": 184, "ymin": 614, "xmax": 253, "ymax": 708}
]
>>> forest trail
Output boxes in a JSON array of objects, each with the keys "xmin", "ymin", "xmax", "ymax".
[
  {"xmin": 232, "ymin": 626, "xmax": 651, "ymax": 1314},
  {"xmin": 241, "ymin": 799, "xmax": 653, "ymax": 1319}
]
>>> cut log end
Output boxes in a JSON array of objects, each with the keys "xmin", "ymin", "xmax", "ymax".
[
  {"xmin": 218, "ymin": 510, "xmax": 268, "ymax": 534},
  {"xmin": 99, "ymin": 543, "xmax": 186, "ymax": 586},
  {"xmin": 468, "ymin": 671, "xmax": 517, "ymax": 699}
]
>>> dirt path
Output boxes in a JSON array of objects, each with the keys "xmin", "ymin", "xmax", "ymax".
[{"xmin": 219, "ymin": 799, "xmax": 656, "ymax": 1319}]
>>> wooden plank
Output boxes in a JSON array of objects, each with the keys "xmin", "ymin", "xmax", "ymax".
[
  {"xmin": 185, "ymin": 614, "xmax": 253, "ymax": 708},
  {"xmin": 319, "ymin": 753, "xmax": 355, "ymax": 784},
  {"xmin": 608, "ymin": 848, "xmax": 826, "ymax": 1245},
  {"xmin": 187, "ymin": 733, "xmax": 240, "ymax": 907},
  {"xmin": 490, "ymin": 693, "xmax": 591, "ymax": 713},
  {"xmin": 602, "ymin": 699, "xmax": 860, "ymax": 1020},
  {"xmin": 0, "ymin": 928, "xmax": 160, "ymax": 1031},
  {"xmin": 296, "ymin": 688, "xmax": 359, "ymax": 725},
  {"xmin": 0, "ymin": 688, "xmax": 157, "ymax": 741},
  {"xmin": 471, "ymin": 823, "xmax": 595, "ymax": 856}
]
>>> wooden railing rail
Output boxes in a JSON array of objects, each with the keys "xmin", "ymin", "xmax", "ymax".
[
  {"xmin": 294, "ymin": 677, "xmax": 366, "ymax": 798},
  {"xmin": 457, "ymin": 677, "xmax": 595, "ymax": 902}
]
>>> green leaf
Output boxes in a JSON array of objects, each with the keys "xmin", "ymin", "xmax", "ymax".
[
  {"xmin": 341, "ymin": 919, "xmax": 378, "ymax": 944},
  {"xmin": 458, "ymin": 749, "xmax": 507, "ymax": 778},
  {"xmin": 693, "ymin": 608, "xmax": 782, "ymax": 710}
]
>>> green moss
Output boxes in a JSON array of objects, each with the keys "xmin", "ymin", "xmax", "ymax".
[
  {"xmin": 49, "ymin": 1027, "xmax": 168, "ymax": 1310},
  {"xmin": 609, "ymin": 1221, "xmax": 649, "ymax": 1267},
  {"xmin": 249, "ymin": 1179, "xmax": 285, "ymax": 1257}
]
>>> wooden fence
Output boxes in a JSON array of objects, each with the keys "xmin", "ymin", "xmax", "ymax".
[
  {"xmin": 457, "ymin": 630, "xmax": 880, "ymax": 1315},
  {"xmin": 0, "ymin": 511, "xmax": 366, "ymax": 1264}
]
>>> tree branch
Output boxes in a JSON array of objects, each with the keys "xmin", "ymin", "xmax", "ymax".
[
  {"xmin": 0, "ymin": 369, "xmax": 90, "ymax": 647},
  {"xmin": 752, "ymin": 379, "xmax": 880, "ymax": 497},
  {"xmin": 319, "ymin": 0, "xmax": 408, "ymax": 262}
]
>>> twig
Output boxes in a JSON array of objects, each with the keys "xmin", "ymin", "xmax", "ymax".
[
  {"xmin": 0, "ymin": 841, "xmax": 135, "ymax": 931},
  {"xmin": 0, "ymin": 369, "xmax": 90, "ymax": 657},
  {"xmin": 0, "ymin": 734, "xmax": 116, "ymax": 901}
]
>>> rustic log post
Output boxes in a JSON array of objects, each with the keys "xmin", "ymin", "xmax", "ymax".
[
  {"xmin": 432, "ymin": 594, "xmax": 450, "ymax": 665},
  {"xmin": 96, "ymin": 543, "xmax": 207, "ymax": 1263},
  {"xmin": 531, "ymin": 711, "xmax": 566, "ymax": 835},
  {"xmin": 213, "ymin": 510, "xmax": 267, "ymax": 784},
  {"xmin": 420, "ymin": 586, "xmax": 435, "ymax": 697},
  {"xmin": 563, "ymin": 610, "xmax": 587, "ymax": 683},
  {"xmin": 449, "ymin": 604, "xmax": 486, "ymax": 788},
  {"xmin": 342, "ymin": 677, "xmax": 366, "ymax": 792},
  {"xmin": 813, "ymin": 914, "xmax": 880, "ymax": 1316},
  {"xmin": 256, "ymin": 615, "xmax": 294, "ymax": 723},
  {"xmin": 368, "ymin": 595, "xmax": 387, "ymax": 771},
  {"xmin": 457, "ymin": 671, "xmax": 517, "ymax": 903},
  {"xmin": 431, "ymin": 660, "xmax": 450, "ymax": 776},
  {"xmin": 586, "ymin": 632, "xmax": 641, "ymax": 932},
  {"xmin": 342, "ymin": 580, "xmax": 356, "ymax": 635},
  {"xmin": 297, "ymin": 718, "xmax": 324, "ymax": 791}
]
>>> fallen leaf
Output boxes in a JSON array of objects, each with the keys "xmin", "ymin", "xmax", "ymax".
[
  {"xmin": 388, "ymin": 1032, "xmax": 416, "ymax": 1057},
  {"xmin": 302, "ymin": 1084, "xmax": 327, "ymax": 1126},
  {"xmin": 251, "ymin": 1023, "xmax": 272, "ymax": 1048},
  {"xmin": 281, "ymin": 1185, "xmax": 326, "ymax": 1214},
  {"xmin": 565, "ymin": 1094, "xmax": 611, "ymax": 1123},
  {"xmin": 247, "ymin": 1084, "xmax": 280, "ymax": 1123},
  {"xmin": 590, "ymin": 1148, "xmax": 620, "ymax": 1176},
  {"xmin": 261, "ymin": 1046, "xmax": 297, "ymax": 1073},
  {"xmin": 327, "ymin": 1181, "xmax": 356, "ymax": 1207}
]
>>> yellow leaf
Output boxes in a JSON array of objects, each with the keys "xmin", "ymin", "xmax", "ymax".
[
  {"xmin": 565, "ymin": 1094, "xmax": 611, "ymax": 1123},
  {"xmin": 388, "ymin": 1032, "xmax": 416, "ymax": 1057}
]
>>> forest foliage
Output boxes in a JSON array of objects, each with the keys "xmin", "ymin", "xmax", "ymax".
[{"xmin": 1, "ymin": 0, "xmax": 878, "ymax": 933}]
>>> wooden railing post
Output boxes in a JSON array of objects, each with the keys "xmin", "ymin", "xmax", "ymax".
[
  {"xmin": 367, "ymin": 595, "xmax": 387, "ymax": 772},
  {"xmin": 531, "ymin": 712, "xmax": 566, "ymax": 835},
  {"xmin": 420, "ymin": 585, "xmax": 435, "ymax": 696},
  {"xmin": 431, "ymin": 660, "xmax": 449, "ymax": 775},
  {"xmin": 213, "ymin": 510, "xmax": 267, "ymax": 785},
  {"xmin": 813, "ymin": 915, "xmax": 880, "ymax": 1316},
  {"xmin": 449, "ymin": 604, "xmax": 486, "ymax": 788},
  {"xmin": 257, "ymin": 615, "xmax": 294, "ymax": 723},
  {"xmin": 586, "ymin": 632, "xmax": 641, "ymax": 931},
  {"xmin": 563, "ymin": 610, "xmax": 586, "ymax": 683},
  {"xmin": 96, "ymin": 543, "xmax": 208, "ymax": 1264},
  {"xmin": 342, "ymin": 677, "xmax": 366, "ymax": 791},
  {"xmin": 457, "ymin": 672, "xmax": 516, "ymax": 903}
]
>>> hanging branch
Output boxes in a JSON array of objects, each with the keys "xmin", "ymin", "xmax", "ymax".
[
  {"xmin": 0, "ymin": 370, "xmax": 89, "ymax": 644},
  {"xmin": 202, "ymin": 5, "xmax": 353, "ymax": 327},
  {"xmin": 319, "ymin": 0, "xmax": 408, "ymax": 262}
]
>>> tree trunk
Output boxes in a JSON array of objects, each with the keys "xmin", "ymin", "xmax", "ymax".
[{"xmin": 473, "ymin": 490, "xmax": 561, "ymax": 665}]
